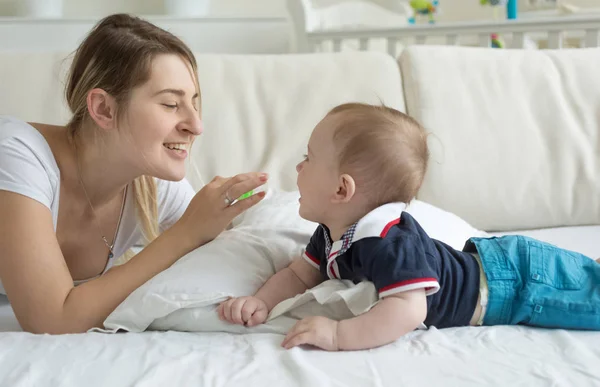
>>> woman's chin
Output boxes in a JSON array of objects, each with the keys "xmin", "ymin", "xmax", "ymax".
[{"xmin": 153, "ymin": 167, "xmax": 186, "ymax": 182}]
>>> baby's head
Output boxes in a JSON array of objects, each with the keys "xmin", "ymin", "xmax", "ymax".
[{"xmin": 296, "ymin": 103, "xmax": 429, "ymax": 225}]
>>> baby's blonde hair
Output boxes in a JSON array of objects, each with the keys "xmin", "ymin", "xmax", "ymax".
[{"xmin": 328, "ymin": 103, "xmax": 429, "ymax": 208}]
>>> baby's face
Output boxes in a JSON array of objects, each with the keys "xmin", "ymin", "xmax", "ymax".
[{"xmin": 295, "ymin": 115, "xmax": 340, "ymax": 223}]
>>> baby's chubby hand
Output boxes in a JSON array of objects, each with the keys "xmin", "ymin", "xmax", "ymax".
[
  {"xmin": 281, "ymin": 316, "xmax": 339, "ymax": 351},
  {"xmin": 217, "ymin": 296, "xmax": 269, "ymax": 327}
]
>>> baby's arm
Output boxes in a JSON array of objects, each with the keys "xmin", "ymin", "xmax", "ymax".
[
  {"xmin": 283, "ymin": 236, "xmax": 436, "ymax": 351},
  {"xmin": 281, "ymin": 288, "xmax": 427, "ymax": 351},
  {"xmin": 337, "ymin": 288, "xmax": 426, "ymax": 350},
  {"xmin": 218, "ymin": 257, "xmax": 323, "ymax": 326},
  {"xmin": 256, "ymin": 257, "xmax": 323, "ymax": 310}
]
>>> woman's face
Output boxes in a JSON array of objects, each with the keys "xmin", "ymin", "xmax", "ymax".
[{"xmin": 120, "ymin": 53, "xmax": 203, "ymax": 181}]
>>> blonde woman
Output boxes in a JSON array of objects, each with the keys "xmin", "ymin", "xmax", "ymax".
[{"xmin": 0, "ymin": 14, "xmax": 267, "ymax": 334}]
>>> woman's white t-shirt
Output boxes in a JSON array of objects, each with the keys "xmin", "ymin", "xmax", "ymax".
[{"xmin": 0, "ymin": 116, "xmax": 195, "ymax": 294}]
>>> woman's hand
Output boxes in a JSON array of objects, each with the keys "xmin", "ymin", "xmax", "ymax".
[{"xmin": 172, "ymin": 172, "xmax": 268, "ymax": 252}]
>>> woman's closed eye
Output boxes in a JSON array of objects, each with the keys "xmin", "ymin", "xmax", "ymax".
[
  {"xmin": 302, "ymin": 154, "xmax": 309, "ymax": 161},
  {"xmin": 162, "ymin": 103, "xmax": 178, "ymax": 109}
]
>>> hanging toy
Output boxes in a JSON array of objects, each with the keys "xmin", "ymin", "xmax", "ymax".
[
  {"xmin": 480, "ymin": 0, "xmax": 508, "ymax": 48},
  {"xmin": 490, "ymin": 33, "xmax": 505, "ymax": 48},
  {"xmin": 409, "ymin": 0, "xmax": 439, "ymax": 24},
  {"xmin": 480, "ymin": 0, "xmax": 508, "ymax": 6},
  {"xmin": 480, "ymin": 0, "xmax": 508, "ymax": 20}
]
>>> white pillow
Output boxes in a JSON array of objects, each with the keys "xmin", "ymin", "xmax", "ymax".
[
  {"xmin": 404, "ymin": 200, "xmax": 489, "ymax": 249},
  {"xmin": 98, "ymin": 190, "xmax": 486, "ymax": 333}
]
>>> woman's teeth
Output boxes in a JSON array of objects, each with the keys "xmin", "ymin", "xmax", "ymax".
[{"xmin": 164, "ymin": 143, "xmax": 187, "ymax": 151}]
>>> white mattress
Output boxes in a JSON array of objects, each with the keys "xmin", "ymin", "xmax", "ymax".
[
  {"xmin": 1, "ymin": 226, "xmax": 599, "ymax": 386},
  {"xmin": 489, "ymin": 225, "xmax": 600, "ymax": 260}
]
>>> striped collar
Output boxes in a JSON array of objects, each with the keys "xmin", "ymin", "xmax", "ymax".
[{"xmin": 322, "ymin": 202, "xmax": 406, "ymax": 279}]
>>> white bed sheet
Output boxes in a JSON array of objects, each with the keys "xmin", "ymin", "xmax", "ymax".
[
  {"xmin": 1, "ymin": 321, "xmax": 599, "ymax": 386},
  {"xmin": 1, "ymin": 226, "xmax": 599, "ymax": 386}
]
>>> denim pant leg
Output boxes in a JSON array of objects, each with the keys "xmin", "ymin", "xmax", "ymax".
[{"xmin": 467, "ymin": 235, "xmax": 600, "ymax": 330}]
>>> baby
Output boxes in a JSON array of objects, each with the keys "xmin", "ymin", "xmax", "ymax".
[{"xmin": 218, "ymin": 103, "xmax": 600, "ymax": 351}]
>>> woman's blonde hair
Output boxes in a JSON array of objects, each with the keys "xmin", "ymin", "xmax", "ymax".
[
  {"xmin": 64, "ymin": 13, "xmax": 200, "ymax": 245},
  {"xmin": 329, "ymin": 103, "xmax": 429, "ymax": 209}
]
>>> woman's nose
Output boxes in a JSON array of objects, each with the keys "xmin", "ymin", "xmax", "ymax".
[{"xmin": 186, "ymin": 114, "xmax": 203, "ymax": 136}]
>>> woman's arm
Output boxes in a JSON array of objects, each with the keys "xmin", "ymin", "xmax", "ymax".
[
  {"xmin": 0, "ymin": 173, "xmax": 267, "ymax": 334},
  {"xmin": 0, "ymin": 191, "xmax": 192, "ymax": 333}
]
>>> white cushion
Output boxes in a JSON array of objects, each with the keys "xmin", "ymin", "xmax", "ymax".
[
  {"xmin": 491, "ymin": 225, "xmax": 600, "ymax": 259},
  {"xmin": 186, "ymin": 52, "xmax": 405, "ymax": 192},
  {"xmin": 400, "ymin": 46, "xmax": 600, "ymax": 232},
  {"xmin": 100, "ymin": 190, "xmax": 486, "ymax": 333}
]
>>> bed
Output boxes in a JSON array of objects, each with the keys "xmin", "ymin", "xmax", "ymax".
[
  {"xmin": 2, "ymin": 239, "xmax": 600, "ymax": 387},
  {"xmin": 1, "ymin": 23, "xmax": 600, "ymax": 386},
  {"xmin": 1, "ymin": 194, "xmax": 599, "ymax": 386}
]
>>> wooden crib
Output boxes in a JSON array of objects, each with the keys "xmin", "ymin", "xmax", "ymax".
[{"xmin": 287, "ymin": 0, "xmax": 600, "ymax": 55}]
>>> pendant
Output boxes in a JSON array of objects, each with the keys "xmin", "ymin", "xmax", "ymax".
[{"xmin": 108, "ymin": 252, "xmax": 114, "ymax": 259}]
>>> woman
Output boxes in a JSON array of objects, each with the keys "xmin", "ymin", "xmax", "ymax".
[{"xmin": 0, "ymin": 13, "xmax": 267, "ymax": 334}]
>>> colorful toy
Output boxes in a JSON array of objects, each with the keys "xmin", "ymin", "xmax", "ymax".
[
  {"xmin": 480, "ymin": 0, "xmax": 508, "ymax": 20},
  {"xmin": 238, "ymin": 190, "xmax": 254, "ymax": 200},
  {"xmin": 479, "ymin": 0, "xmax": 508, "ymax": 48},
  {"xmin": 491, "ymin": 33, "xmax": 505, "ymax": 48},
  {"xmin": 480, "ymin": 0, "xmax": 508, "ymax": 6},
  {"xmin": 507, "ymin": 0, "xmax": 518, "ymax": 20},
  {"xmin": 408, "ymin": 0, "xmax": 439, "ymax": 24}
]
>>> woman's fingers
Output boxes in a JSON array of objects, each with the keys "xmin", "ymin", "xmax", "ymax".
[
  {"xmin": 173, "ymin": 172, "xmax": 269, "ymax": 251},
  {"xmin": 220, "ymin": 173, "xmax": 268, "ymax": 202},
  {"xmin": 227, "ymin": 191, "xmax": 266, "ymax": 214}
]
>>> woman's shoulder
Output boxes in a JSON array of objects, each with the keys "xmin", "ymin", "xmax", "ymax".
[
  {"xmin": 1, "ymin": 115, "xmax": 45, "ymax": 138},
  {"xmin": 0, "ymin": 115, "xmax": 60, "ymax": 209},
  {"xmin": 0, "ymin": 116, "xmax": 58, "ymax": 168}
]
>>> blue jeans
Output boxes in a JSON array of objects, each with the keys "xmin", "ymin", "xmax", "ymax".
[{"xmin": 466, "ymin": 235, "xmax": 600, "ymax": 330}]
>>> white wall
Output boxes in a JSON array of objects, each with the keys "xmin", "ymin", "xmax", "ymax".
[
  {"xmin": 1, "ymin": 0, "xmax": 598, "ymax": 19},
  {"xmin": 0, "ymin": 0, "xmax": 286, "ymax": 17},
  {"xmin": 0, "ymin": 0, "xmax": 290, "ymax": 53}
]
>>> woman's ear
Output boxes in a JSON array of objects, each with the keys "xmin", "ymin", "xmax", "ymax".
[
  {"xmin": 87, "ymin": 88, "xmax": 118, "ymax": 131},
  {"xmin": 333, "ymin": 174, "xmax": 356, "ymax": 204}
]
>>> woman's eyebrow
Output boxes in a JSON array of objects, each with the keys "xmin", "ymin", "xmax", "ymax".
[{"xmin": 153, "ymin": 88, "xmax": 199, "ymax": 99}]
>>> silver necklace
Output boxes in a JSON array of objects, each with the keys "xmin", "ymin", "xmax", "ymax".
[{"xmin": 75, "ymin": 145, "xmax": 127, "ymax": 260}]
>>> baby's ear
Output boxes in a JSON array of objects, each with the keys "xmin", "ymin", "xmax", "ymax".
[{"xmin": 333, "ymin": 174, "xmax": 356, "ymax": 204}]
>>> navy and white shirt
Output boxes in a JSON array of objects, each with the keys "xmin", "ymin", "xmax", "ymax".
[{"xmin": 302, "ymin": 203, "xmax": 481, "ymax": 328}]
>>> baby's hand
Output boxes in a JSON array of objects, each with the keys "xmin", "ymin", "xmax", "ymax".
[
  {"xmin": 217, "ymin": 296, "xmax": 268, "ymax": 327},
  {"xmin": 281, "ymin": 316, "xmax": 339, "ymax": 351}
]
